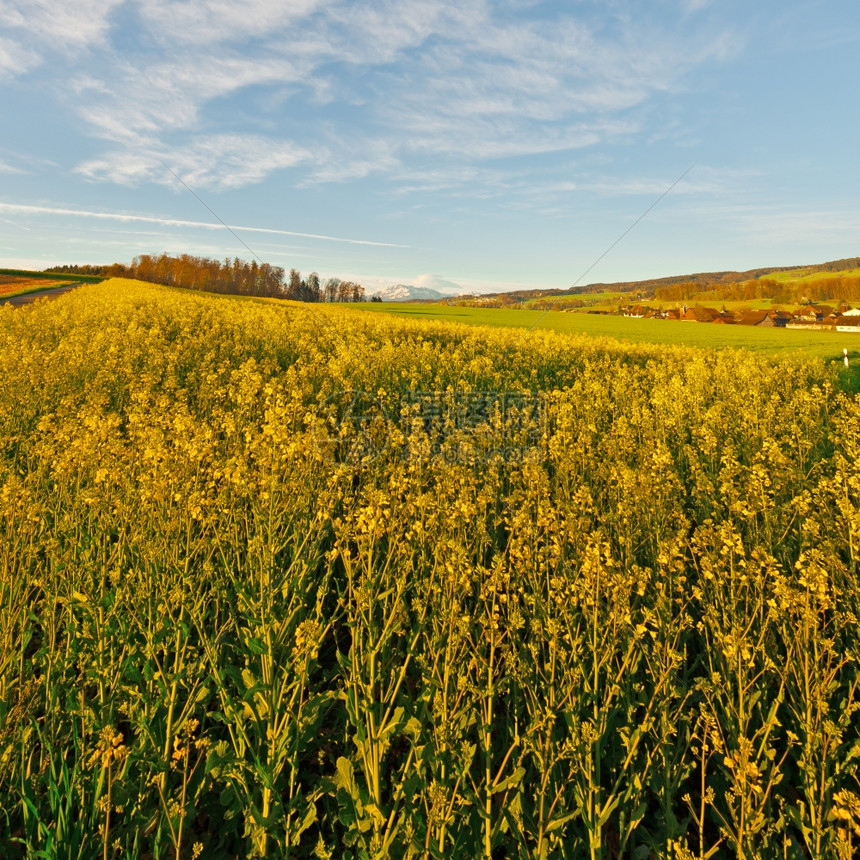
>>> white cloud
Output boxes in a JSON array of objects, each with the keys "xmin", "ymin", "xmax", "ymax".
[
  {"xmin": 0, "ymin": 157, "xmax": 24, "ymax": 175},
  {"xmin": 413, "ymin": 274, "xmax": 462, "ymax": 294},
  {"xmin": 0, "ymin": 36, "xmax": 40, "ymax": 78},
  {"xmin": 0, "ymin": 215, "xmax": 31, "ymax": 231},
  {"xmin": 571, "ymin": 166, "xmax": 761, "ymax": 198},
  {"xmin": 320, "ymin": 5, "xmax": 732, "ymax": 166},
  {"xmin": 0, "ymin": 0, "xmax": 124, "ymax": 50},
  {"xmin": 4, "ymin": 0, "xmax": 744, "ymax": 191},
  {"xmin": 76, "ymin": 134, "xmax": 313, "ymax": 189},
  {"xmin": 683, "ymin": 0, "xmax": 714, "ymax": 12},
  {"xmin": 450, "ymin": 275, "xmax": 551, "ymax": 294},
  {"xmin": 320, "ymin": 271, "xmax": 554, "ymax": 296},
  {"xmin": 137, "ymin": 0, "xmax": 325, "ymax": 46},
  {"xmin": 675, "ymin": 200, "xmax": 860, "ymax": 251},
  {"xmin": 74, "ymin": 53, "xmax": 305, "ymax": 144},
  {"xmin": 732, "ymin": 207, "xmax": 860, "ymax": 246}
]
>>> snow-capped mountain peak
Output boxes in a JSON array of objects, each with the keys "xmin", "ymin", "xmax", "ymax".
[{"xmin": 370, "ymin": 283, "xmax": 446, "ymax": 301}]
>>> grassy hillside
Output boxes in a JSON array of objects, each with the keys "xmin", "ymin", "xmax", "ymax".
[
  {"xmin": 356, "ymin": 301, "xmax": 860, "ymax": 364},
  {"xmin": 767, "ymin": 267, "xmax": 860, "ymax": 283},
  {"xmin": 466, "ymin": 256, "xmax": 860, "ymax": 308},
  {"xmin": 0, "ymin": 268, "xmax": 103, "ymax": 299}
]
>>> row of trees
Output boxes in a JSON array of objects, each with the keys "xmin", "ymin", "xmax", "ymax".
[
  {"xmin": 45, "ymin": 264, "xmax": 123, "ymax": 276},
  {"xmin": 94, "ymin": 254, "xmax": 366, "ymax": 302}
]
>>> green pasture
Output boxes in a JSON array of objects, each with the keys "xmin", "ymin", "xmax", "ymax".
[
  {"xmin": 0, "ymin": 268, "xmax": 104, "ymax": 283},
  {"xmin": 356, "ymin": 301, "xmax": 860, "ymax": 362},
  {"xmin": 356, "ymin": 301, "xmax": 860, "ymax": 393},
  {"xmin": 766, "ymin": 267, "xmax": 860, "ymax": 283},
  {"xmin": 522, "ymin": 289, "xmax": 629, "ymax": 306},
  {"xmin": 525, "ymin": 296, "xmax": 782, "ymax": 314}
]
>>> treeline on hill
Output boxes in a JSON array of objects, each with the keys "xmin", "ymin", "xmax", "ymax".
[
  {"xmin": 567, "ymin": 256, "xmax": 860, "ymax": 298},
  {"xmin": 654, "ymin": 273, "xmax": 860, "ymax": 304},
  {"xmin": 67, "ymin": 253, "xmax": 366, "ymax": 302},
  {"xmin": 44, "ymin": 264, "xmax": 124, "ymax": 277},
  {"xmin": 129, "ymin": 253, "xmax": 366, "ymax": 302}
]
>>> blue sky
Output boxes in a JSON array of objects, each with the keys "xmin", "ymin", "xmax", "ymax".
[{"xmin": 1, "ymin": 0, "xmax": 858, "ymax": 294}]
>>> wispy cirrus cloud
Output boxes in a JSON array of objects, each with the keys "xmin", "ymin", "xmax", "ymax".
[
  {"xmin": 0, "ymin": 35, "xmax": 39, "ymax": 79},
  {"xmin": 683, "ymin": 0, "xmax": 715, "ymax": 13},
  {"xmin": 73, "ymin": 52, "xmax": 310, "ymax": 144},
  {"xmin": 76, "ymin": 134, "xmax": 314, "ymax": 189},
  {"xmin": 0, "ymin": 157, "xmax": 25, "ymax": 175},
  {"xmin": 0, "ymin": 202, "xmax": 408, "ymax": 247},
  {"xmin": 701, "ymin": 203, "xmax": 860, "ymax": 247},
  {"xmin": 569, "ymin": 166, "xmax": 762, "ymax": 198},
  {"xmin": 136, "ymin": 0, "xmax": 326, "ymax": 46},
  {"xmin": 4, "ymin": 0, "xmax": 744, "ymax": 193},
  {"xmin": 0, "ymin": 0, "xmax": 125, "ymax": 50}
]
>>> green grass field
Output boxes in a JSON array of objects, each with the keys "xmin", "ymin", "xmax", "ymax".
[
  {"xmin": 0, "ymin": 268, "xmax": 104, "ymax": 283},
  {"xmin": 521, "ymin": 290, "xmax": 630, "ymax": 307},
  {"xmin": 356, "ymin": 301, "xmax": 859, "ymax": 362},
  {"xmin": 521, "ymin": 294, "xmax": 788, "ymax": 314}
]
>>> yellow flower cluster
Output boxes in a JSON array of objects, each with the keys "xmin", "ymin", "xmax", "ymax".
[{"xmin": 1, "ymin": 279, "xmax": 859, "ymax": 858}]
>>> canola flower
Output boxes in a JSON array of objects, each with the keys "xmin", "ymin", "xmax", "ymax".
[{"xmin": 0, "ymin": 279, "xmax": 858, "ymax": 858}]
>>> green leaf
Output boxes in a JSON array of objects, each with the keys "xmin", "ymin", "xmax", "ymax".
[
  {"xmin": 545, "ymin": 809, "xmax": 580, "ymax": 833},
  {"xmin": 291, "ymin": 801, "xmax": 317, "ymax": 839},
  {"xmin": 492, "ymin": 765, "xmax": 525, "ymax": 794},
  {"xmin": 246, "ymin": 636, "xmax": 267, "ymax": 656},
  {"xmin": 403, "ymin": 716, "xmax": 424, "ymax": 738},
  {"xmin": 241, "ymin": 668, "xmax": 257, "ymax": 691},
  {"xmin": 625, "ymin": 801, "xmax": 647, "ymax": 829},
  {"xmin": 335, "ymin": 756, "xmax": 359, "ymax": 799},
  {"xmin": 363, "ymin": 802, "xmax": 387, "ymax": 826},
  {"xmin": 378, "ymin": 707, "xmax": 406, "ymax": 741},
  {"xmin": 338, "ymin": 802, "xmax": 357, "ymax": 828},
  {"xmin": 597, "ymin": 795, "xmax": 620, "ymax": 828}
]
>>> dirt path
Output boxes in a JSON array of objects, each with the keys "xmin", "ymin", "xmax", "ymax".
[{"xmin": 1, "ymin": 283, "xmax": 83, "ymax": 307}]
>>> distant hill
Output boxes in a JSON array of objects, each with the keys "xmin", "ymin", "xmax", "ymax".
[
  {"xmin": 370, "ymin": 284, "xmax": 447, "ymax": 302},
  {"xmin": 571, "ymin": 257, "xmax": 860, "ymax": 296},
  {"xmin": 471, "ymin": 257, "xmax": 860, "ymax": 305}
]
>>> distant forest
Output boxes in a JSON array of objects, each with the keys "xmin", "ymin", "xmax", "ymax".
[
  {"xmin": 46, "ymin": 254, "xmax": 365, "ymax": 302},
  {"xmin": 653, "ymin": 273, "xmax": 860, "ymax": 304}
]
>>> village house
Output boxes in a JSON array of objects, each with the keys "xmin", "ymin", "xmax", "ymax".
[
  {"xmin": 682, "ymin": 306, "xmax": 720, "ymax": 322},
  {"xmin": 793, "ymin": 304, "xmax": 834, "ymax": 322},
  {"xmin": 622, "ymin": 304, "xmax": 649, "ymax": 318},
  {"xmin": 737, "ymin": 310, "xmax": 791, "ymax": 327}
]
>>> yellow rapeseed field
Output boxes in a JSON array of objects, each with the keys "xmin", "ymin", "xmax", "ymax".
[{"xmin": 1, "ymin": 279, "xmax": 858, "ymax": 858}]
